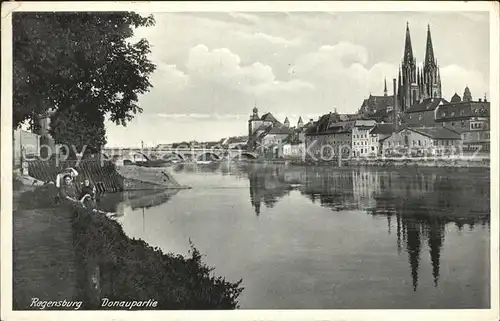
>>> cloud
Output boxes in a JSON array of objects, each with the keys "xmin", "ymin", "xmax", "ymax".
[
  {"xmin": 287, "ymin": 42, "xmax": 398, "ymax": 112},
  {"xmin": 232, "ymin": 30, "xmax": 301, "ymax": 46},
  {"xmin": 440, "ymin": 64, "xmax": 489, "ymax": 100},
  {"xmin": 186, "ymin": 44, "xmax": 314, "ymax": 95},
  {"xmin": 154, "ymin": 63, "xmax": 190, "ymax": 91},
  {"xmin": 228, "ymin": 12, "xmax": 260, "ymax": 24},
  {"xmin": 156, "ymin": 113, "xmax": 246, "ymax": 120}
]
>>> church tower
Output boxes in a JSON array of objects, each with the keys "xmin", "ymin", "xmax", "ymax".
[
  {"xmin": 297, "ymin": 116, "xmax": 304, "ymax": 128},
  {"xmin": 398, "ymin": 22, "xmax": 420, "ymax": 112},
  {"xmin": 422, "ymin": 24, "xmax": 442, "ymax": 99},
  {"xmin": 463, "ymin": 86, "xmax": 472, "ymax": 102},
  {"xmin": 398, "ymin": 23, "xmax": 442, "ymax": 112}
]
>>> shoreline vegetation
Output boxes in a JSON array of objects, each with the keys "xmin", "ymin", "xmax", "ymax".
[{"xmin": 13, "ymin": 183, "xmax": 243, "ymax": 310}]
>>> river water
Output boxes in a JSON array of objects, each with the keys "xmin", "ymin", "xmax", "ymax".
[{"xmin": 105, "ymin": 163, "xmax": 490, "ymax": 309}]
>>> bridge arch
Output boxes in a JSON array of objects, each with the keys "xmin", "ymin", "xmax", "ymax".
[
  {"xmin": 231, "ymin": 152, "xmax": 258, "ymax": 160},
  {"xmin": 132, "ymin": 151, "xmax": 151, "ymax": 162},
  {"xmin": 161, "ymin": 152, "xmax": 185, "ymax": 161},
  {"xmin": 196, "ymin": 152, "xmax": 221, "ymax": 162}
]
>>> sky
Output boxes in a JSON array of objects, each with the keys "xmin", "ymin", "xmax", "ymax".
[{"xmin": 104, "ymin": 11, "xmax": 490, "ymax": 148}]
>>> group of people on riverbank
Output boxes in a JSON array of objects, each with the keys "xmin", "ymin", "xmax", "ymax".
[{"xmin": 56, "ymin": 168, "xmax": 116, "ymax": 218}]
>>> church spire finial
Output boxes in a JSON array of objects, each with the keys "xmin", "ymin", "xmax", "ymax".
[
  {"xmin": 403, "ymin": 22, "xmax": 414, "ymax": 65},
  {"xmin": 384, "ymin": 78, "xmax": 388, "ymax": 96},
  {"xmin": 425, "ymin": 24, "xmax": 436, "ymax": 68}
]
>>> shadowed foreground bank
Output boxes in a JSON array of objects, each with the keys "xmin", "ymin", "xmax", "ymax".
[{"xmin": 13, "ymin": 185, "xmax": 243, "ymax": 310}]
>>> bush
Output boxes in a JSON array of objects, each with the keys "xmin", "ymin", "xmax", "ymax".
[{"xmin": 72, "ymin": 206, "xmax": 244, "ymax": 309}]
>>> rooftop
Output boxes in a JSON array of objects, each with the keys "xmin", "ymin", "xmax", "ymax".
[
  {"xmin": 360, "ymin": 95, "xmax": 394, "ymax": 114},
  {"xmin": 406, "ymin": 98, "xmax": 448, "ymax": 113},
  {"xmin": 407, "ymin": 126, "xmax": 461, "ymax": 140},
  {"xmin": 370, "ymin": 123, "xmax": 395, "ymax": 135}
]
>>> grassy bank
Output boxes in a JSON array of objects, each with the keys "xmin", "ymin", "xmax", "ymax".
[{"xmin": 13, "ymin": 185, "xmax": 243, "ymax": 310}]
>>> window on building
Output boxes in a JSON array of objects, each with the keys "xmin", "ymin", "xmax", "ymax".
[
  {"xmin": 418, "ymin": 140, "xmax": 421, "ymax": 146},
  {"xmin": 371, "ymin": 146, "xmax": 375, "ymax": 151},
  {"xmin": 413, "ymin": 141, "xmax": 416, "ymax": 146},
  {"xmin": 424, "ymin": 141, "xmax": 427, "ymax": 146},
  {"xmin": 460, "ymin": 110, "xmax": 465, "ymax": 116},
  {"xmin": 451, "ymin": 111, "xmax": 455, "ymax": 117}
]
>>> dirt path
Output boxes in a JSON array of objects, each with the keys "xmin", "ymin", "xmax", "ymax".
[{"xmin": 13, "ymin": 200, "xmax": 78, "ymax": 310}]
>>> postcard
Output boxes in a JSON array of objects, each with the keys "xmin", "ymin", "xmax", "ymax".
[{"xmin": 1, "ymin": 2, "xmax": 498, "ymax": 321}]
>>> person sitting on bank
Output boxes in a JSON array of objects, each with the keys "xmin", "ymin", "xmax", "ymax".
[
  {"xmin": 79, "ymin": 178, "xmax": 98, "ymax": 209},
  {"xmin": 58, "ymin": 174, "xmax": 80, "ymax": 203},
  {"xmin": 80, "ymin": 178, "xmax": 96, "ymax": 200},
  {"xmin": 56, "ymin": 167, "xmax": 79, "ymax": 188},
  {"xmin": 58, "ymin": 174, "xmax": 117, "ymax": 218}
]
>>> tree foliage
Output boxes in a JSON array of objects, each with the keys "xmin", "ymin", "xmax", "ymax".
[
  {"xmin": 49, "ymin": 107, "xmax": 107, "ymax": 157},
  {"xmin": 13, "ymin": 12, "xmax": 156, "ymax": 134}
]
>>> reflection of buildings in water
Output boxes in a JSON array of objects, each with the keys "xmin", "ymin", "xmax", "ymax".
[
  {"xmin": 370, "ymin": 169, "xmax": 490, "ymax": 291},
  {"xmin": 247, "ymin": 164, "xmax": 289, "ymax": 215},
  {"xmin": 352, "ymin": 169, "xmax": 381, "ymax": 209},
  {"xmin": 300, "ymin": 167, "xmax": 490, "ymax": 291},
  {"xmin": 283, "ymin": 168, "xmax": 307, "ymax": 185},
  {"xmin": 301, "ymin": 167, "xmax": 357, "ymax": 211}
]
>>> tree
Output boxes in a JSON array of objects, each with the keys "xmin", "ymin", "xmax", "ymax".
[
  {"xmin": 13, "ymin": 12, "xmax": 156, "ymax": 151},
  {"xmin": 49, "ymin": 106, "xmax": 107, "ymax": 158}
]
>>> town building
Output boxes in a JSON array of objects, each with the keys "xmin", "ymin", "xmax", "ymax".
[
  {"xmin": 352, "ymin": 120, "xmax": 377, "ymax": 157},
  {"xmin": 304, "ymin": 112, "xmax": 355, "ymax": 160},
  {"xmin": 369, "ymin": 123, "xmax": 395, "ymax": 155},
  {"xmin": 13, "ymin": 110, "xmax": 56, "ymax": 167},
  {"xmin": 434, "ymin": 90, "xmax": 490, "ymax": 152},
  {"xmin": 247, "ymin": 106, "xmax": 304, "ymax": 158},
  {"xmin": 401, "ymin": 97, "xmax": 448, "ymax": 127},
  {"xmin": 359, "ymin": 79, "xmax": 396, "ymax": 123},
  {"xmin": 155, "ymin": 143, "xmax": 173, "ymax": 150},
  {"xmin": 221, "ymin": 136, "xmax": 248, "ymax": 149},
  {"xmin": 381, "ymin": 126, "xmax": 461, "ymax": 156},
  {"xmin": 260, "ymin": 126, "xmax": 292, "ymax": 149}
]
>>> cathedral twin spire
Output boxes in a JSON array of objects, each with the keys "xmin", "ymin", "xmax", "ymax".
[
  {"xmin": 424, "ymin": 24, "xmax": 436, "ymax": 68},
  {"xmin": 398, "ymin": 22, "xmax": 442, "ymax": 111}
]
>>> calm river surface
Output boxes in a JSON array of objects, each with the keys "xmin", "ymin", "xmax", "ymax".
[{"xmin": 106, "ymin": 163, "xmax": 490, "ymax": 309}]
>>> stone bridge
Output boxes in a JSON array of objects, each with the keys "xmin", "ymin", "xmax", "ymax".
[{"xmin": 101, "ymin": 147, "xmax": 258, "ymax": 163}]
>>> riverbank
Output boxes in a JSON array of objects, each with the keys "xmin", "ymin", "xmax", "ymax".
[
  {"xmin": 246, "ymin": 156, "xmax": 490, "ymax": 168},
  {"xmin": 13, "ymin": 184, "xmax": 243, "ymax": 310}
]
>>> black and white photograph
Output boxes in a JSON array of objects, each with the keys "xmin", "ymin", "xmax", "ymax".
[{"xmin": 1, "ymin": 1, "xmax": 499, "ymax": 320}]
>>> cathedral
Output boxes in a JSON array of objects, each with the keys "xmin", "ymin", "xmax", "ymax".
[{"xmin": 398, "ymin": 23, "xmax": 442, "ymax": 112}]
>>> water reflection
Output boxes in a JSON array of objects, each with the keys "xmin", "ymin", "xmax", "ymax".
[
  {"xmin": 243, "ymin": 165, "xmax": 490, "ymax": 291},
  {"xmin": 97, "ymin": 163, "xmax": 489, "ymax": 303},
  {"xmin": 247, "ymin": 164, "xmax": 291, "ymax": 215},
  {"xmin": 98, "ymin": 189, "xmax": 180, "ymax": 213}
]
